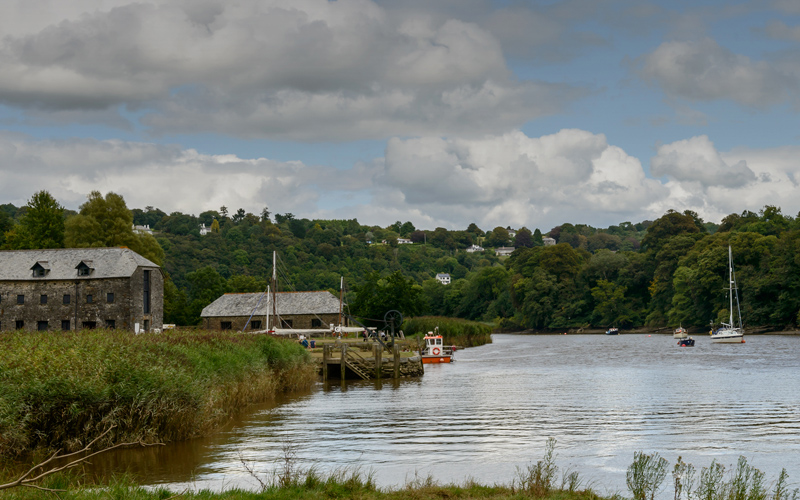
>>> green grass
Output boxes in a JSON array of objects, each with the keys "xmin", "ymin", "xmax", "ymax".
[
  {"xmin": 0, "ymin": 329, "xmax": 315, "ymax": 459},
  {"xmin": 403, "ymin": 316, "xmax": 493, "ymax": 347}
]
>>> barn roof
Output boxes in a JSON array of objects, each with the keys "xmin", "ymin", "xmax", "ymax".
[
  {"xmin": 0, "ymin": 247, "xmax": 159, "ymax": 281},
  {"xmin": 201, "ymin": 291, "xmax": 341, "ymax": 318}
]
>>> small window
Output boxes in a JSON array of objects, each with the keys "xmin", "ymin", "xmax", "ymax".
[
  {"xmin": 143, "ymin": 320, "xmax": 150, "ymax": 332},
  {"xmin": 220, "ymin": 321, "xmax": 232, "ymax": 330},
  {"xmin": 17, "ymin": 295, "xmax": 24, "ymax": 305},
  {"xmin": 250, "ymin": 320, "xmax": 262, "ymax": 330},
  {"xmin": 107, "ymin": 292, "xmax": 115, "ymax": 303},
  {"xmin": 86, "ymin": 294, "xmax": 93, "ymax": 304},
  {"xmin": 311, "ymin": 318, "xmax": 322, "ymax": 328},
  {"xmin": 106, "ymin": 319, "xmax": 116, "ymax": 329},
  {"xmin": 15, "ymin": 320, "xmax": 24, "ymax": 330},
  {"xmin": 63, "ymin": 294, "xmax": 70, "ymax": 305},
  {"xmin": 82, "ymin": 321, "xmax": 97, "ymax": 330},
  {"xmin": 280, "ymin": 319, "xmax": 293, "ymax": 328},
  {"xmin": 61, "ymin": 320, "xmax": 70, "ymax": 331},
  {"xmin": 33, "ymin": 268, "xmax": 46, "ymax": 277},
  {"xmin": 78, "ymin": 267, "xmax": 91, "ymax": 276},
  {"xmin": 37, "ymin": 321, "xmax": 48, "ymax": 331},
  {"xmin": 40, "ymin": 294, "xmax": 47, "ymax": 305}
]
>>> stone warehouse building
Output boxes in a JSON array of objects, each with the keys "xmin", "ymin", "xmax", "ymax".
[
  {"xmin": 0, "ymin": 248, "xmax": 163, "ymax": 333},
  {"xmin": 201, "ymin": 291, "xmax": 344, "ymax": 332}
]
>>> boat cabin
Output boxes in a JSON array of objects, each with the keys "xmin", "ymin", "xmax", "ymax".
[{"xmin": 421, "ymin": 329, "xmax": 455, "ymax": 363}]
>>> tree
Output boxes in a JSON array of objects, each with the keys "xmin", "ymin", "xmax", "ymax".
[
  {"xmin": 485, "ymin": 227, "xmax": 510, "ymax": 247},
  {"xmin": 351, "ymin": 271, "xmax": 425, "ymax": 326},
  {"xmin": 4, "ymin": 191, "xmax": 65, "ymax": 249},
  {"xmin": 515, "ymin": 227, "xmax": 534, "ymax": 248},
  {"xmin": 65, "ymin": 191, "xmax": 164, "ymax": 265}
]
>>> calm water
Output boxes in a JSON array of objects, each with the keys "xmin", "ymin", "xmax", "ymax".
[{"xmin": 91, "ymin": 334, "xmax": 800, "ymax": 495}]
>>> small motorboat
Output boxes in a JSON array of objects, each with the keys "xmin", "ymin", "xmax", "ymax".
[
  {"xmin": 677, "ymin": 337, "xmax": 695, "ymax": 347},
  {"xmin": 605, "ymin": 327, "xmax": 619, "ymax": 335},
  {"xmin": 673, "ymin": 326, "xmax": 688, "ymax": 339},
  {"xmin": 420, "ymin": 328, "xmax": 456, "ymax": 363}
]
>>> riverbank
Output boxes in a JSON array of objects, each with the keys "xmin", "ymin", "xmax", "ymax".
[
  {"xmin": 0, "ymin": 329, "xmax": 316, "ymax": 460},
  {"xmin": 402, "ymin": 316, "xmax": 493, "ymax": 347}
]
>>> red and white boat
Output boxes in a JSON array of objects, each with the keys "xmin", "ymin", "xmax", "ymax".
[{"xmin": 421, "ymin": 329, "xmax": 456, "ymax": 364}]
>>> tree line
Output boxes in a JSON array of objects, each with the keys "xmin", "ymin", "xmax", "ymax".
[{"xmin": 3, "ymin": 190, "xmax": 798, "ymax": 331}]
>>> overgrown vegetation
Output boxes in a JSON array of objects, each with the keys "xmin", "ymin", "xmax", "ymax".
[
  {"xmin": 402, "ymin": 316, "xmax": 493, "ymax": 347},
  {"xmin": 0, "ymin": 329, "xmax": 314, "ymax": 459}
]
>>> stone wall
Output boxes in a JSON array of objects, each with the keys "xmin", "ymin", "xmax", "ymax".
[{"xmin": 0, "ymin": 267, "xmax": 163, "ymax": 333}]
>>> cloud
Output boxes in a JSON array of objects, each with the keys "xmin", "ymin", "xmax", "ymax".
[
  {"xmin": 381, "ymin": 129, "xmax": 668, "ymax": 228},
  {"xmin": 5, "ymin": 130, "xmax": 800, "ymax": 231},
  {"xmin": 639, "ymin": 38, "xmax": 797, "ymax": 107},
  {"xmin": 765, "ymin": 21, "xmax": 800, "ymax": 42},
  {"xmin": 648, "ymin": 136, "xmax": 800, "ymax": 222},
  {"xmin": 651, "ymin": 135, "xmax": 756, "ymax": 188},
  {"xmin": 0, "ymin": 0, "xmax": 586, "ymax": 140}
]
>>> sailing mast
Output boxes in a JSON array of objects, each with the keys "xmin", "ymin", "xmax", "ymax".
[
  {"xmin": 728, "ymin": 245, "xmax": 734, "ymax": 329},
  {"xmin": 339, "ymin": 276, "xmax": 344, "ymax": 328},
  {"xmin": 272, "ymin": 251, "xmax": 277, "ymax": 330}
]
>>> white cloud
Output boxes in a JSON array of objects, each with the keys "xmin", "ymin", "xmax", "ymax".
[
  {"xmin": 5, "ymin": 130, "xmax": 800, "ymax": 231},
  {"xmin": 0, "ymin": 0, "xmax": 585, "ymax": 140},
  {"xmin": 765, "ymin": 21, "xmax": 800, "ymax": 42},
  {"xmin": 639, "ymin": 38, "xmax": 797, "ymax": 107},
  {"xmin": 651, "ymin": 135, "xmax": 756, "ymax": 188},
  {"xmin": 648, "ymin": 136, "xmax": 800, "ymax": 223}
]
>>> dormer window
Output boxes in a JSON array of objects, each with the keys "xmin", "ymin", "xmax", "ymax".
[
  {"xmin": 31, "ymin": 261, "xmax": 50, "ymax": 277},
  {"xmin": 75, "ymin": 261, "xmax": 94, "ymax": 276}
]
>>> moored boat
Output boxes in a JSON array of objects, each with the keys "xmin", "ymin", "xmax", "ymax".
[
  {"xmin": 605, "ymin": 327, "xmax": 619, "ymax": 335},
  {"xmin": 677, "ymin": 337, "xmax": 695, "ymax": 347},
  {"xmin": 421, "ymin": 329, "xmax": 456, "ymax": 363},
  {"xmin": 711, "ymin": 246, "xmax": 745, "ymax": 344},
  {"xmin": 673, "ymin": 326, "xmax": 688, "ymax": 339}
]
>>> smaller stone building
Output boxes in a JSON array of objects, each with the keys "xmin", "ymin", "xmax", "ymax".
[
  {"xmin": 0, "ymin": 247, "xmax": 163, "ymax": 333},
  {"xmin": 201, "ymin": 291, "xmax": 344, "ymax": 331}
]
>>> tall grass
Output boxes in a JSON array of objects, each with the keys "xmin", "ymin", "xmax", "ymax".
[
  {"xmin": 402, "ymin": 316, "xmax": 493, "ymax": 347},
  {"xmin": 0, "ymin": 329, "xmax": 315, "ymax": 459}
]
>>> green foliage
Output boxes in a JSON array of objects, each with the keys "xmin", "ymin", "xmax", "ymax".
[
  {"xmin": 626, "ymin": 451, "xmax": 668, "ymax": 500},
  {"xmin": 402, "ymin": 316, "xmax": 492, "ymax": 347},
  {"xmin": 65, "ymin": 191, "xmax": 165, "ymax": 266},
  {"xmin": 0, "ymin": 329, "xmax": 313, "ymax": 459},
  {"xmin": 350, "ymin": 271, "xmax": 425, "ymax": 325},
  {"xmin": 3, "ymin": 191, "xmax": 65, "ymax": 249}
]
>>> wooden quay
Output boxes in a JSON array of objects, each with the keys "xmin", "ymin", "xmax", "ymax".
[{"xmin": 317, "ymin": 338, "xmax": 424, "ymax": 381}]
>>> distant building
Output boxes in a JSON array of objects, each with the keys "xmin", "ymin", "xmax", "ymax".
[
  {"xmin": 0, "ymin": 248, "xmax": 163, "ymax": 333},
  {"xmin": 465, "ymin": 244, "xmax": 484, "ymax": 253},
  {"xmin": 436, "ymin": 273, "xmax": 451, "ymax": 285},
  {"xmin": 397, "ymin": 238, "xmax": 412, "ymax": 244},
  {"xmin": 199, "ymin": 223, "xmax": 210, "ymax": 236},
  {"xmin": 132, "ymin": 224, "xmax": 153, "ymax": 235},
  {"xmin": 543, "ymin": 237, "xmax": 556, "ymax": 246},
  {"xmin": 201, "ymin": 291, "xmax": 344, "ymax": 331},
  {"xmin": 495, "ymin": 247, "xmax": 515, "ymax": 256},
  {"xmin": 508, "ymin": 230, "xmax": 517, "ymax": 238}
]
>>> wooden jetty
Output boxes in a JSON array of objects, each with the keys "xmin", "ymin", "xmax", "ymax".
[{"xmin": 320, "ymin": 340, "xmax": 424, "ymax": 381}]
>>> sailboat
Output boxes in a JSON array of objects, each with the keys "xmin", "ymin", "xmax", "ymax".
[{"xmin": 710, "ymin": 245, "xmax": 745, "ymax": 344}]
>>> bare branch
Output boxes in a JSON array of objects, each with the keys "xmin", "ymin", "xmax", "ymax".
[{"xmin": 0, "ymin": 426, "xmax": 164, "ymax": 492}]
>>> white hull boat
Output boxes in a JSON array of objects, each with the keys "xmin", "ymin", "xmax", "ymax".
[{"xmin": 711, "ymin": 246, "xmax": 745, "ymax": 344}]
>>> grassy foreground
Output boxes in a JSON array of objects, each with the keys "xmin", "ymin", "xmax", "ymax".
[
  {"xmin": 0, "ymin": 329, "xmax": 315, "ymax": 459},
  {"xmin": 403, "ymin": 316, "xmax": 493, "ymax": 347}
]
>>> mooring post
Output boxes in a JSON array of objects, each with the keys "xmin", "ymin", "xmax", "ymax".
[
  {"xmin": 322, "ymin": 344, "xmax": 328, "ymax": 381},
  {"xmin": 374, "ymin": 342, "xmax": 382, "ymax": 379},
  {"xmin": 393, "ymin": 343, "xmax": 400, "ymax": 379},
  {"xmin": 341, "ymin": 343, "xmax": 347, "ymax": 382}
]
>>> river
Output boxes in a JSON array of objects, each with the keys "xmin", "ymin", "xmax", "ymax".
[{"xmin": 90, "ymin": 333, "xmax": 800, "ymax": 496}]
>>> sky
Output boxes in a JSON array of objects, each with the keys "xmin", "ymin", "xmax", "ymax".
[{"xmin": 0, "ymin": 0, "xmax": 798, "ymax": 232}]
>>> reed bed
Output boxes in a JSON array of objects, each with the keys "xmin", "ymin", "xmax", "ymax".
[
  {"xmin": 403, "ymin": 316, "xmax": 493, "ymax": 347},
  {"xmin": 0, "ymin": 329, "xmax": 315, "ymax": 459}
]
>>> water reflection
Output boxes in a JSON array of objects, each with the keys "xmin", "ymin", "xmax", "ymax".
[{"xmin": 88, "ymin": 334, "xmax": 800, "ymax": 496}]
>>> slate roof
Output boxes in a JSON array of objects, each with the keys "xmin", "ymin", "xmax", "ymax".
[
  {"xmin": 201, "ymin": 291, "xmax": 341, "ymax": 318},
  {"xmin": 0, "ymin": 248, "xmax": 160, "ymax": 281}
]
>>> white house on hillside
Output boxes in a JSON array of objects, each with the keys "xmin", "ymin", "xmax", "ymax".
[
  {"xmin": 436, "ymin": 273, "xmax": 451, "ymax": 285},
  {"xmin": 543, "ymin": 237, "xmax": 556, "ymax": 246}
]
